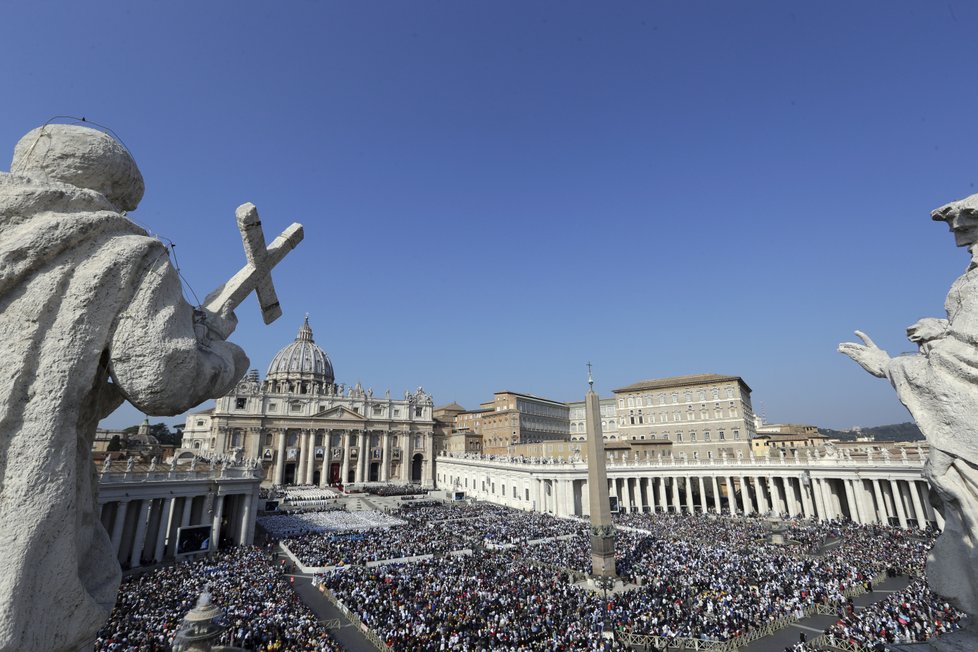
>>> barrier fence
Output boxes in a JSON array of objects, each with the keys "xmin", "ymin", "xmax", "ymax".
[{"xmin": 314, "ymin": 580, "xmax": 392, "ymax": 651}]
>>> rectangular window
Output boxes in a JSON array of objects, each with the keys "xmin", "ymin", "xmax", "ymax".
[
  {"xmin": 373, "ymin": 406, "xmax": 384, "ymax": 415},
  {"xmin": 719, "ymin": 431, "xmax": 725, "ymax": 440},
  {"xmin": 733, "ymin": 430, "xmax": 740, "ymax": 440},
  {"xmin": 415, "ymin": 407, "xmax": 423, "ymax": 417},
  {"xmin": 235, "ymin": 397, "xmax": 246, "ymax": 410},
  {"xmin": 268, "ymin": 403, "xmax": 277, "ymax": 412}
]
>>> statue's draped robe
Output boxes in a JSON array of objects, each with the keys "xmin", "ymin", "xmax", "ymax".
[
  {"xmin": 886, "ymin": 248, "xmax": 978, "ymax": 614},
  {"xmin": 0, "ymin": 173, "xmax": 246, "ymax": 652}
]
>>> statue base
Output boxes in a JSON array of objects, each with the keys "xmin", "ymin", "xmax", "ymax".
[{"xmin": 575, "ymin": 576, "xmax": 637, "ymax": 596}]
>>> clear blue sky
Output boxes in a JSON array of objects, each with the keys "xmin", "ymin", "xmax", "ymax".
[{"xmin": 2, "ymin": 2, "xmax": 977, "ymax": 430}]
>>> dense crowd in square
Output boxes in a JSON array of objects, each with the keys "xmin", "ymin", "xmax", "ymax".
[{"xmin": 93, "ymin": 546, "xmax": 341, "ymax": 652}]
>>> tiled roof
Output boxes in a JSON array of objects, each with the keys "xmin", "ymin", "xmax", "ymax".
[{"xmin": 613, "ymin": 373, "xmax": 747, "ymax": 393}]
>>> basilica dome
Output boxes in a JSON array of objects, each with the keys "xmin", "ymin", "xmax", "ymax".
[{"xmin": 265, "ymin": 317, "xmax": 334, "ymax": 392}]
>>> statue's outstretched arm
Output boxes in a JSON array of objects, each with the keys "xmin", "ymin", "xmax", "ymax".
[{"xmin": 838, "ymin": 330, "xmax": 891, "ymax": 378}]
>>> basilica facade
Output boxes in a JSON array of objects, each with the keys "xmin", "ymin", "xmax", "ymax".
[{"xmin": 178, "ymin": 318, "xmax": 437, "ymax": 487}]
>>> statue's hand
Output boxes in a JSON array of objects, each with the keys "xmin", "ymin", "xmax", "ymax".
[
  {"xmin": 838, "ymin": 330, "xmax": 890, "ymax": 378},
  {"xmin": 907, "ymin": 318, "xmax": 949, "ymax": 343}
]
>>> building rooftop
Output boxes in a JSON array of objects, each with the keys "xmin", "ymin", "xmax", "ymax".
[{"xmin": 613, "ymin": 373, "xmax": 749, "ymax": 394}]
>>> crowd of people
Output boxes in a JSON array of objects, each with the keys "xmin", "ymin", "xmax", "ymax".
[
  {"xmin": 94, "ymin": 498, "xmax": 964, "ymax": 652},
  {"xmin": 363, "ymin": 483, "xmax": 429, "ymax": 497},
  {"xmin": 823, "ymin": 579, "xmax": 962, "ymax": 649},
  {"xmin": 311, "ymin": 507, "xmax": 960, "ymax": 650},
  {"xmin": 258, "ymin": 509, "xmax": 405, "ymax": 540},
  {"xmin": 94, "ymin": 546, "xmax": 341, "ymax": 652},
  {"xmin": 281, "ymin": 502, "xmax": 581, "ymax": 567}
]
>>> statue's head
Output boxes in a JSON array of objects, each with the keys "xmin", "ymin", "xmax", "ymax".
[
  {"xmin": 933, "ymin": 193, "xmax": 978, "ymax": 248},
  {"xmin": 10, "ymin": 124, "xmax": 144, "ymax": 212}
]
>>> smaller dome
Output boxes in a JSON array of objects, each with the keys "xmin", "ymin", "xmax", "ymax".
[{"xmin": 266, "ymin": 317, "xmax": 334, "ymax": 386}]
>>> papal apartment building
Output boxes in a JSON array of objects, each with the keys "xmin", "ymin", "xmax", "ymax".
[
  {"xmin": 612, "ymin": 373, "xmax": 756, "ymax": 461},
  {"xmin": 478, "ymin": 391, "xmax": 570, "ymax": 455}
]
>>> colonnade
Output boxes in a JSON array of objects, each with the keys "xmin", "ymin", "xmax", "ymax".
[
  {"xmin": 436, "ymin": 456, "xmax": 941, "ymax": 531},
  {"xmin": 98, "ymin": 463, "xmax": 262, "ymax": 569}
]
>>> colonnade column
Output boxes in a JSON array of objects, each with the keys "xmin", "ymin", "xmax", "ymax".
[
  {"xmin": 239, "ymin": 491, "xmax": 254, "ymax": 545},
  {"xmin": 800, "ymin": 478, "xmax": 814, "ymax": 518},
  {"xmin": 110, "ymin": 500, "xmax": 130, "ymax": 557},
  {"xmin": 634, "ymin": 479, "xmax": 645, "ymax": 513},
  {"xmin": 657, "ymin": 478, "xmax": 668, "ymax": 513},
  {"xmin": 843, "ymin": 479, "xmax": 860, "ymax": 523},
  {"xmin": 753, "ymin": 477, "xmax": 768, "ymax": 514},
  {"xmin": 129, "ymin": 499, "xmax": 152, "ymax": 568},
  {"xmin": 725, "ymin": 477, "xmax": 736, "ymax": 515},
  {"xmin": 684, "ymin": 477, "xmax": 695, "ymax": 513},
  {"xmin": 814, "ymin": 479, "xmax": 830, "ymax": 520},
  {"xmin": 697, "ymin": 476, "xmax": 708, "ymax": 514},
  {"xmin": 153, "ymin": 497, "xmax": 175, "ymax": 563},
  {"xmin": 908, "ymin": 480, "xmax": 927, "ymax": 529},
  {"xmin": 620, "ymin": 476, "xmax": 631, "ymax": 512},
  {"xmin": 739, "ymin": 476, "xmax": 752, "ymax": 515},
  {"xmin": 274, "ymin": 430, "xmax": 286, "ymax": 486},
  {"xmin": 210, "ymin": 494, "xmax": 225, "ymax": 552},
  {"xmin": 871, "ymin": 479, "xmax": 887, "ymax": 524},
  {"xmin": 711, "ymin": 476, "xmax": 722, "ymax": 513},
  {"xmin": 889, "ymin": 479, "xmax": 909, "ymax": 529},
  {"xmin": 671, "ymin": 477, "xmax": 681, "ymax": 513}
]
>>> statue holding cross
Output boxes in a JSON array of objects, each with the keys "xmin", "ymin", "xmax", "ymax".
[{"xmin": 0, "ymin": 123, "xmax": 303, "ymax": 651}]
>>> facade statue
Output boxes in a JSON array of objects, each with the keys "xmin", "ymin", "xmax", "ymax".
[
  {"xmin": 0, "ymin": 125, "xmax": 255, "ymax": 651},
  {"xmin": 840, "ymin": 192, "xmax": 978, "ymax": 616}
]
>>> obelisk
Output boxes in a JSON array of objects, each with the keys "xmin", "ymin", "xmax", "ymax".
[{"xmin": 585, "ymin": 363, "xmax": 616, "ymax": 578}]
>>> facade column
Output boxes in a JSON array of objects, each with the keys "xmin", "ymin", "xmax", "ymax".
[
  {"xmin": 355, "ymin": 431, "xmax": 367, "ymax": 483},
  {"xmin": 110, "ymin": 500, "xmax": 130, "ymax": 557},
  {"xmin": 908, "ymin": 479, "xmax": 927, "ymax": 530},
  {"xmin": 318, "ymin": 431, "xmax": 329, "ymax": 488},
  {"xmin": 129, "ymin": 499, "xmax": 152, "ymax": 568},
  {"xmin": 307, "ymin": 431, "xmax": 318, "ymax": 484},
  {"xmin": 381, "ymin": 433, "xmax": 391, "ymax": 482},
  {"xmin": 274, "ymin": 429, "xmax": 286, "ymax": 486},
  {"xmin": 297, "ymin": 431, "xmax": 310, "ymax": 485},
  {"xmin": 889, "ymin": 479, "xmax": 909, "ymax": 529},
  {"xmin": 711, "ymin": 476, "xmax": 722, "ymax": 513},
  {"xmin": 210, "ymin": 494, "xmax": 225, "ymax": 552},
  {"xmin": 153, "ymin": 497, "xmax": 175, "ymax": 563},
  {"xmin": 724, "ymin": 477, "xmax": 736, "ymax": 515},
  {"xmin": 340, "ymin": 431, "xmax": 350, "ymax": 485}
]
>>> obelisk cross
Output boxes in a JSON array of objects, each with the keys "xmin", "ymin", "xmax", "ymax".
[{"xmin": 203, "ymin": 202, "xmax": 304, "ymax": 338}]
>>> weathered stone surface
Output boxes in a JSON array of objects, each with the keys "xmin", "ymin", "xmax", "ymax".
[
  {"xmin": 0, "ymin": 124, "xmax": 248, "ymax": 652},
  {"xmin": 840, "ymin": 192, "xmax": 978, "ymax": 618}
]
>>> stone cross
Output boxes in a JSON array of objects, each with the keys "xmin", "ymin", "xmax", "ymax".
[{"xmin": 203, "ymin": 203, "xmax": 304, "ymax": 336}]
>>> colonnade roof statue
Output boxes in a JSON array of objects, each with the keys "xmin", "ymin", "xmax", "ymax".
[
  {"xmin": 840, "ymin": 192, "xmax": 978, "ymax": 621},
  {"xmin": 0, "ymin": 123, "xmax": 302, "ymax": 651}
]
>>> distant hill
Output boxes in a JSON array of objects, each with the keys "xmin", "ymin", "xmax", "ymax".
[{"xmin": 819, "ymin": 422, "xmax": 923, "ymax": 442}]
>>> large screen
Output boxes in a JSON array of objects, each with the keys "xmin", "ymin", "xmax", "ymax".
[{"xmin": 176, "ymin": 524, "xmax": 212, "ymax": 554}]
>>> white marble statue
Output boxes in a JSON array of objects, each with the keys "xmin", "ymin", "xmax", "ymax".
[
  {"xmin": 840, "ymin": 192, "xmax": 978, "ymax": 617},
  {"xmin": 0, "ymin": 124, "xmax": 287, "ymax": 652}
]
